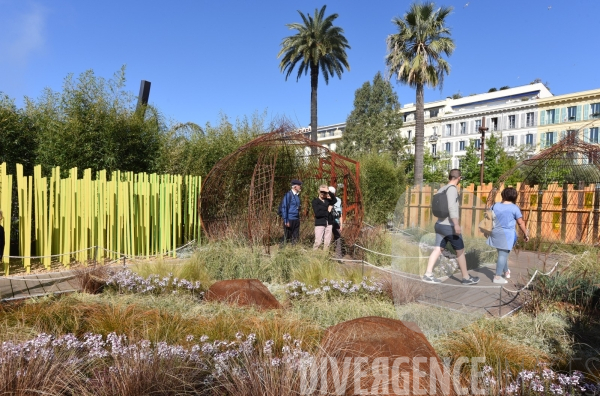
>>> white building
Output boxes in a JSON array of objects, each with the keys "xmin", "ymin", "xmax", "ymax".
[{"xmin": 399, "ymin": 83, "xmax": 553, "ymax": 167}]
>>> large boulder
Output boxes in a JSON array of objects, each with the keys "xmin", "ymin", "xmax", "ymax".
[
  {"xmin": 316, "ymin": 316, "xmax": 455, "ymax": 396},
  {"xmin": 205, "ymin": 279, "xmax": 282, "ymax": 310}
]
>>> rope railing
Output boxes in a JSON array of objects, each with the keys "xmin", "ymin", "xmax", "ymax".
[
  {"xmin": 3, "ymin": 241, "xmax": 197, "ymax": 261},
  {"xmin": 5, "ymin": 247, "xmax": 96, "ymax": 260}
]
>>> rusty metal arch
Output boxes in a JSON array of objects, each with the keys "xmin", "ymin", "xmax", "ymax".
[{"xmin": 200, "ymin": 124, "xmax": 363, "ymax": 250}]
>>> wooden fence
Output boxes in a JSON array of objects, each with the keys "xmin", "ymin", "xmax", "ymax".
[
  {"xmin": 404, "ymin": 182, "xmax": 600, "ymax": 244},
  {"xmin": 0, "ymin": 163, "xmax": 201, "ymax": 274}
]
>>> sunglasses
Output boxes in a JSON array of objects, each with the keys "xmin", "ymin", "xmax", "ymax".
[{"xmin": 320, "ymin": 191, "xmax": 328, "ymax": 194}]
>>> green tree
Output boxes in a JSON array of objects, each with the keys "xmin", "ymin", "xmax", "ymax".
[
  {"xmin": 460, "ymin": 140, "xmax": 481, "ymax": 184},
  {"xmin": 340, "ymin": 72, "xmax": 404, "ymax": 159},
  {"xmin": 359, "ymin": 153, "xmax": 406, "ymax": 225},
  {"xmin": 0, "ymin": 94, "xmax": 37, "ymax": 176},
  {"xmin": 278, "ymin": 5, "xmax": 350, "ymax": 142},
  {"xmin": 386, "ymin": 2, "xmax": 455, "ymax": 186},
  {"xmin": 26, "ymin": 67, "xmax": 162, "ymax": 177},
  {"xmin": 404, "ymin": 150, "xmax": 450, "ymax": 184},
  {"xmin": 458, "ymin": 134, "xmax": 518, "ymax": 186}
]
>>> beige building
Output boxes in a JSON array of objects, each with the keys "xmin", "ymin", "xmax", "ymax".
[{"xmin": 536, "ymin": 88, "xmax": 600, "ymax": 148}]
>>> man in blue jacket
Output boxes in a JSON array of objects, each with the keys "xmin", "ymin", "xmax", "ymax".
[{"xmin": 281, "ymin": 179, "xmax": 302, "ymax": 245}]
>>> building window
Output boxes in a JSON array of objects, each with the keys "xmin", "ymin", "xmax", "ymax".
[
  {"xmin": 474, "ymin": 139, "xmax": 481, "ymax": 149},
  {"xmin": 431, "ymin": 144, "xmax": 437, "ymax": 156},
  {"xmin": 589, "ymin": 128, "xmax": 599, "ymax": 143},
  {"xmin": 430, "ymin": 108, "xmax": 439, "ymax": 117},
  {"xmin": 567, "ymin": 106, "xmax": 577, "ymax": 121},
  {"xmin": 328, "ymin": 130, "xmax": 334, "ymax": 136},
  {"xmin": 432, "ymin": 126, "xmax": 438, "ymax": 136},
  {"xmin": 491, "ymin": 117, "xmax": 498, "ymax": 131},
  {"xmin": 445, "ymin": 142, "xmax": 451, "ymax": 153},
  {"xmin": 507, "ymin": 136, "xmax": 515, "ymax": 147},
  {"xmin": 407, "ymin": 130, "xmax": 412, "ymax": 141},
  {"xmin": 459, "ymin": 141, "xmax": 465, "ymax": 151},
  {"xmin": 592, "ymin": 103, "xmax": 600, "ymax": 118},
  {"xmin": 445, "ymin": 124, "xmax": 452, "ymax": 136},
  {"xmin": 508, "ymin": 115, "xmax": 516, "ymax": 129},
  {"xmin": 526, "ymin": 133, "xmax": 534, "ymax": 146},
  {"xmin": 460, "ymin": 122, "xmax": 466, "ymax": 134},
  {"xmin": 526, "ymin": 112, "xmax": 535, "ymax": 127},
  {"xmin": 545, "ymin": 132, "xmax": 555, "ymax": 147},
  {"xmin": 474, "ymin": 119, "xmax": 481, "ymax": 132},
  {"xmin": 546, "ymin": 109, "xmax": 557, "ymax": 124},
  {"xmin": 319, "ymin": 131, "xmax": 326, "ymax": 138}
]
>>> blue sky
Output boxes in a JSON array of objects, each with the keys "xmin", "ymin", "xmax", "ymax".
[{"xmin": 1, "ymin": 0, "xmax": 599, "ymax": 129}]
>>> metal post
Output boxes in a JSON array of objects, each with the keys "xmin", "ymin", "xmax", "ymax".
[
  {"xmin": 479, "ymin": 117, "xmax": 489, "ymax": 187},
  {"xmin": 499, "ymin": 286, "xmax": 503, "ymax": 317}
]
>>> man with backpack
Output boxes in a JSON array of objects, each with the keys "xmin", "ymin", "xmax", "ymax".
[
  {"xmin": 423, "ymin": 169, "xmax": 480, "ymax": 285},
  {"xmin": 280, "ymin": 179, "xmax": 302, "ymax": 245}
]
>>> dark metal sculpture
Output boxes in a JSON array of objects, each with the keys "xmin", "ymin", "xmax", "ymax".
[
  {"xmin": 200, "ymin": 124, "xmax": 363, "ymax": 251},
  {"xmin": 489, "ymin": 131, "xmax": 600, "ymax": 245}
]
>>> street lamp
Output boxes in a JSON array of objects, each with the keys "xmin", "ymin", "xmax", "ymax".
[{"xmin": 478, "ymin": 117, "xmax": 489, "ymax": 186}]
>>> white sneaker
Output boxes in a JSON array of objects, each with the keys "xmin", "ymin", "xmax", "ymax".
[
  {"xmin": 493, "ymin": 277, "xmax": 508, "ymax": 284},
  {"xmin": 505, "ymin": 269, "xmax": 511, "ymax": 279}
]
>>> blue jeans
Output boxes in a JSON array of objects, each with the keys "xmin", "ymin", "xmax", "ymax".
[{"xmin": 496, "ymin": 249, "xmax": 510, "ymax": 276}]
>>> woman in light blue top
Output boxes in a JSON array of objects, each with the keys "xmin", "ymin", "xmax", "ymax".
[{"xmin": 486, "ymin": 187, "xmax": 530, "ymax": 284}]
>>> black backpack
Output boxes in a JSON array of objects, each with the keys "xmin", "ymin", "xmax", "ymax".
[{"xmin": 431, "ymin": 185, "xmax": 456, "ymax": 218}]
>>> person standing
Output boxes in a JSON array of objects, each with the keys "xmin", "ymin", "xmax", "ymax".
[
  {"xmin": 487, "ymin": 187, "xmax": 530, "ymax": 284},
  {"xmin": 423, "ymin": 169, "xmax": 480, "ymax": 285},
  {"xmin": 329, "ymin": 186, "xmax": 343, "ymax": 258},
  {"xmin": 312, "ymin": 184, "xmax": 333, "ymax": 250},
  {"xmin": 281, "ymin": 179, "xmax": 302, "ymax": 245}
]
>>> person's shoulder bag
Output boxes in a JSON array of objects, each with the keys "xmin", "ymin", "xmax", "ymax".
[{"xmin": 478, "ymin": 203, "xmax": 496, "ymax": 236}]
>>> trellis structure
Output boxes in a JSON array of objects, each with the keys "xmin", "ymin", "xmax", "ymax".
[
  {"xmin": 488, "ymin": 132, "xmax": 600, "ymax": 245},
  {"xmin": 200, "ymin": 125, "xmax": 363, "ymax": 250}
]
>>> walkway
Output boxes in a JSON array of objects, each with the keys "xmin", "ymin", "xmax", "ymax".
[
  {"xmin": 0, "ymin": 270, "xmax": 80, "ymax": 302},
  {"xmin": 413, "ymin": 250, "xmax": 561, "ymax": 317}
]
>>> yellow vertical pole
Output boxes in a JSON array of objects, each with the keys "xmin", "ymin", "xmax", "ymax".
[{"xmin": 0, "ymin": 163, "xmax": 13, "ymax": 274}]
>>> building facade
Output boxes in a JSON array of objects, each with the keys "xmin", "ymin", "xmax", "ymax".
[
  {"xmin": 304, "ymin": 85, "xmax": 600, "ymax": 164},
  {"xmin": 399, "ymin": 83, "xmax": 553, "ymax": 168},
  {"xmin": 536, "ymin": 88, "xmax": 600, "ymax": 149}
]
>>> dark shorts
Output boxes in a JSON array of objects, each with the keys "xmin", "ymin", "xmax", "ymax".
[{"xmin": 434, "ymin": 223, "xmax": 465, "ymax": 251}]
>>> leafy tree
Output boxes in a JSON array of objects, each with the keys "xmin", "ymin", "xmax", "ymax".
[
  {"xmin": 458, "ymin": 133, "xmax": 517, "ymax": 185},
  {"xmin": 460, "ymin": 140, "xmax": 481, "ymax": 184},
  {"xmin": 0, "ymin": 94, "xmax": 37, "ymax": 176},
  {"xmin": 488, "ymin": 87, "xmax": 497, "ymax": 92},
  {"xmin": 386, "ymin": 2, "xmax": 455, "ymax": 186},
  {"xmin": 404, "ymin": 150, "xmax": 451, "ymax": 184},
  {"xmin": 26, "ymin": 67, "xmax": 162, "ymax": 178},
  {"xmin": 156, "ymin": 111, "xmax": 269, "ymax": 176},
  {"xmin": 359, "ymin": 153, "xmax": 406, "ymax": 224},
  {"xmin": 278, "ymin": 5, "xmax": 350, "ymax": 142},
  {"xmin": 339, "ymin": 72, "xmax": 404, "ymax": 159}
]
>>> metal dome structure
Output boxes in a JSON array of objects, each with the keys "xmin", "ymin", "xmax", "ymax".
[
  {"xmin": 489, "ymin": 131, "xmax": 600, "ymax": 245},
  {"xmin": 200, "ymin": 124, "xmax": 363, "ymax": 250}
]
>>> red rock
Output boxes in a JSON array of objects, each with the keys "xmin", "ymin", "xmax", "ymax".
[
  {"xmin": 205, "ymin": 279, "xmax": 282, "ymax": 310},
  {"xmin": 318, "ymin": 316, "xmax": 455, "ymax": 396}
]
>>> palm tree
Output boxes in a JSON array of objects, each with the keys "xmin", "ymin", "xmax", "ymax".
[
  {"xmin": 278, "ymin": 5, "xmax": 350, "ymax": 142},
  {"xmin": 386, "ymin": 2, "xmax": 454, "ymax": 186}
]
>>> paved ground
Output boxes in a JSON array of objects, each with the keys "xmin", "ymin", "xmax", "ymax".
[
  {"xmin": 0, "ymin": 270, "xmax": 81, "ymax": 302},
  {"xmin": 417, "ymin": 250, "xmax": 563, "ymax": 317}
]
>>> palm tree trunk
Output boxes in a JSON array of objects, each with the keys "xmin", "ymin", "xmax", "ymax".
[
  {"xmin": 414, "ymin": 83, "xmax": 425, "ymax": 186},
  {"xmin": 310, "ymin": 64, "xmax": 318, "ymax": 142}
]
